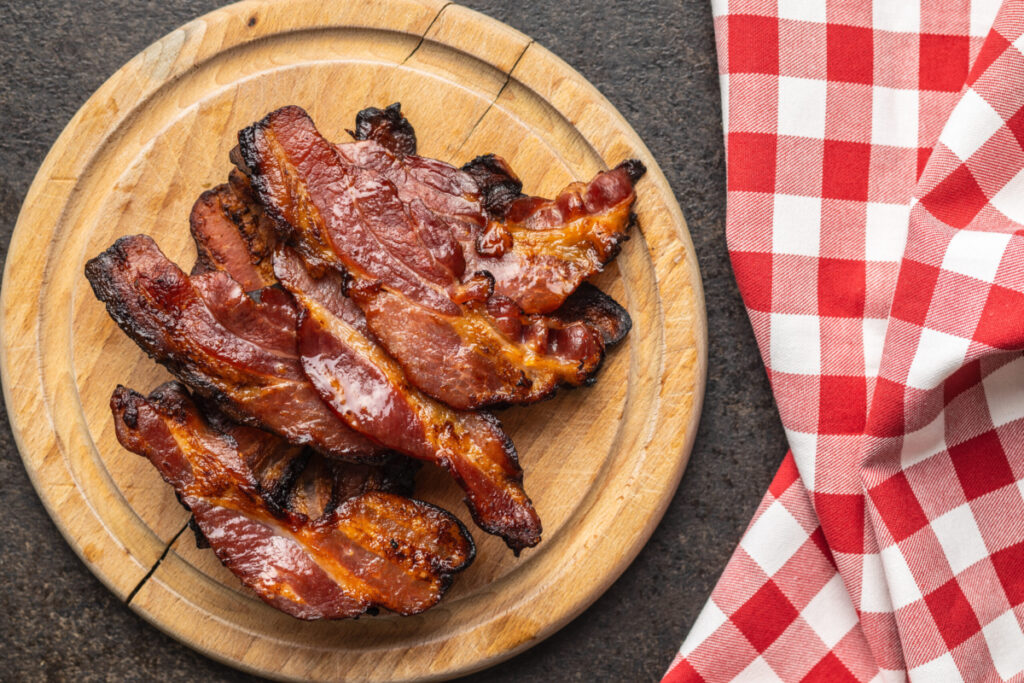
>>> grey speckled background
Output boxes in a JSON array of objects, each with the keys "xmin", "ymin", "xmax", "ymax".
[{"xmin": 0, "ymin": 1, "xmax": 787, "ymax": 681}]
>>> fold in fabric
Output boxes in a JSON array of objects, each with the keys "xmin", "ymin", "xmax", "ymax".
[{"xmin": 665, "ymin": 1, "xmax": 1024, "ymax": 680}]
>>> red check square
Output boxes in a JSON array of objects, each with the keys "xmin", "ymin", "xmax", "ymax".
[
  {"xmin": 827, "ymin": 24, "xmax": 873, "ymax": 85},
  {"xmin": 729, "ymin": 14, "xmax": 780, "ymax": 75},
  {"xmin": 919, "ymin": 165, "xmax": 989, "ymax": 228},
  {"xmin": 968, "ymin": 32, "xmax": 1012, "ymax": 86},
  {"xmin": 729, "ymin": 132, "xmax": 778, "ymax": 193},
  {"xmin": 924, "ymin": 579, "xmax": 982, "ymax": 649},
  {"xmin": 822, "ymin": 141, "xmax": 872, "ymax": 201},
  {"xmin": 947, "ymin": 430, "xmax": 1016, "ymax": 501},
  {"xmin": 919, "ymin": 34, "xmax": 970, "ymax": 92},
  {"xmin": 730, "ymin": 580, "xmax": 800, "ymax": 651},
  {"xmin": 991, "ymin": 542, "xmax": 1024, "ymax": 606},
  {"xmin": 1006, "ymin": 106, "xmax": 1024, "ymax": 152},
  {"xmin": 800, "ymin": 652, "xmax": 859, "ymax": 682},
  {"xmin": 818, "ymin": 259, "xmax": 866, "ymax": 317},
  {"xmin": 974, "ymin": 284, "xmax": 1024, "ymax": 350},
  {"xmin": 890, "ymin": 260, "xmax": 940, "ymax": 326},
  {"xmin": 819, "ymin": 376, "xmax": 868, "ymax": 434},
  {"xmin": 731, "ymin": 251, "xmax": 774, "ymax": 312},
  {"xmin": 868, "ymin": 472, "xmax": 931, "ymax": 542},
  {"xmin": 814, "ymin": 492, "xmax": 865, "ymax": 553}
]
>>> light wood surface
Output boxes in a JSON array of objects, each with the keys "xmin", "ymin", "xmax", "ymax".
[{"xmin": 0, "ymin": 1, "xmax": 707, "ymax": 680}]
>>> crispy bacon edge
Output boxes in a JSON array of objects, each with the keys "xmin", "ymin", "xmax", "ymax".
[
  {"xmin": 84, "ymin": 234, "xmax": 388, "ymax": 461},
  {"xmin": 111, "ymin": 381, "xmax": 475, "ymax": 619},
  {"xmin": 276, "ymin": 246, "xmax": 542, "ymax": 552},
  {"xmin": 236, "ymin": 105, "xmax": 621, "ymax": 409}
]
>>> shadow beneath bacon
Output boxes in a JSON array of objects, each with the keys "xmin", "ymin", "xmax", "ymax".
[{"xmin": 111, "ymin": 381, "xmax": 474, "ymax": 619}]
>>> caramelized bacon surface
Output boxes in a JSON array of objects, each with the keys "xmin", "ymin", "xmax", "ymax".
[
  {"xmin": 188, "ymin": 176, "xmax": 540, "ymax": 550},
  {"xmin": 240, "ymin": 105, "xmax": 632, "ymax": 409},
  {"xmin": 199, "ymin": 403, "xmax": 418, "ymax": 522},
  {"xmin": 112, "ymin": 382, "xmax": 474, "ymax": 618},
  {"xmin": 85, "ymin": 235, "xmax": 386, "ymax": 460},
  {"xmin": 275, "ymin": 247, "xmax": 541, "ymax": 552},
  {"xmin": 344, "ymin": 104, "xmax": 644, "ymax": 314},
  {"xmin": 190, "ymin": 169, "xmax": 278, "ymax": 291}
]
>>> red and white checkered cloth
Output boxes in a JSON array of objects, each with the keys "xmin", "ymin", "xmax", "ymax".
[{"xmin": 663, "ymin": 1, "xmax": 1024, "ymax": 680}]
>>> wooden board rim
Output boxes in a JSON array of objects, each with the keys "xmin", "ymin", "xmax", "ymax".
[{"xmin": 0, "ymin": 1, "xmax": 708, "ymax": 680}]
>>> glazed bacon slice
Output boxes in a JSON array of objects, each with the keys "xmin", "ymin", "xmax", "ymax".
[
  {"xmin": 344, "ymin": 103, "xmax": 646, "ymax": 314},
  {"xmin": 186, "ymin": 177, "xmax": 540, "ymax": 550},
  {"xmin": 198, "ymin": 402, "xmax": 419, "ymax": 522},
  {"xmin": 85, "ymin": 235, "xmax": 387, "ymax": 461},
  {"xmin": 112, "ymin": 382, "xmax": 474, "ymax": 618},
  {"xmin": 464, "ymin": 158, "xmax": 644, "ymax": 314},
  {"xmin": 190, "ymin": 169, "xmax": 278, "ymax": 292},
  {"xmin": 239, "ymin": 106, "xmax": 631, "ymax": 409},
  {"xmin": 275, "ymin": 247, "xmax": 542, "ymax": 552}
]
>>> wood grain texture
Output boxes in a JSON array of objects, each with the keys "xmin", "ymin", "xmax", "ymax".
[{"xmin": 0, "ymin": 1, "xmax": 707, "ymax": 680}]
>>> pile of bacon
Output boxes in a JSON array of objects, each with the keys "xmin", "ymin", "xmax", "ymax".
[{"xmin": 87, "ymin": 104, "xmax": 644, "ymax": 619}]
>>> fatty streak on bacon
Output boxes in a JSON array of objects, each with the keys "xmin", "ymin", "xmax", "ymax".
[
  {"xmin": 85, "ymin": 235, "xmax": 386, "ymax": 460},
  {"xmin": 275, "ymin": 247, "xmax": 542, "ymax": 553},
  {"xmin": 343, "ymin": 102, "xmax": 645, "ymax": 315},
  {"xmin": 111, "ymin": 382, "xmax": 474, "ymax": 618},
  {"xmin": 240, "ymin": 106, "xmax": 625, "ymax": 409}
]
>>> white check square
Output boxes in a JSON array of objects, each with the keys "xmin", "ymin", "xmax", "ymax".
[
  {"xmin": 735, "ymin": 657, "xmax": 783, "ymax": 682},
  {"xmin": 873, "ymin": 2, "xmax": 919, "ymax": 33},
  {"xmin": 861, "ymin": 552, "xmax": 894, "ymax": 613},
  {"xmin": 938, "ymin": 89, "xmax": 1005, "ymax": 162},
  {"xmin": 778, "ymin": 77, "xmax": 827, "ymax": 139},
  {"xmin": 872, "ymin": 87, "xmax": 919, "ymax": 148},
  {"xmin": 801, "ymin": 575, "xmax": 859, "ymax": 648},
  {"xmin": 982, "ymin": 611, "xmax": 1024, "ymax": 679},
  {"xmin": 982, "ymin": 356, "xmax": 1024, "ymax": 427},
  {"xmin": 971, "ymin": 0, "xmax": 1002, "ymax": 37},
  {"xmin": 900, "ymin": 411, "xmax": 945, "ymax": 468},
  {"xmin": 880, "ymin": 544, "xmax": 922, "ymax": 609},
  {"xmin": 909, "ymin": 653, "xmax": 963, "ymax": 682},
  {"xmin": 990, "ymin": 169, "xmax": 1024, "ymax": 224},
  {"xmin": 941, "ymin": 230, "xmax": 1011, "ymax": 283},
  {"xmin": 865, "ymin": 202, "xmax": 910, "ymax": 262},
  {"xmin": 770, "ymin": 313, "xmax": 821, "ymax": 375},
  {"xmin": 773, "ymin": 194, "xmax": 822, "ymax": 257},
  {"xmin": 863, "ymin": 317, "xmax": 888, "ymax": 379},
  {"xmin": 931, "ymin": 504, "xmax": 989, "ymax": 574},
  {"xmin": 786, "ymin": 428, "xmax": 817, "ymax": 490},
  {"xmin": 905, "ymin": 328, "xmax": 970, "ymax": 391},
  {"xmin": 679, "ymin": 599, "xmax": 728, "ymax": 657},
  {"xmin": 778, "ymin": 0, "xmax": 826, "ymax": 23},
  {"xmin": 741, "ymin": 500, "xmax": 809, "ymax": 576}
]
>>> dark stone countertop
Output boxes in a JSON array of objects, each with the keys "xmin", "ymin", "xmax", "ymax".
[{"xmin": 0, "ymin": 1, "xmax": 787, "ymax": 681}]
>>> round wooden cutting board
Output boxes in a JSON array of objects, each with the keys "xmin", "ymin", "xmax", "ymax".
[{"xmin": 0, "ymin": 1, "xmax": 706, "ymax": 680}]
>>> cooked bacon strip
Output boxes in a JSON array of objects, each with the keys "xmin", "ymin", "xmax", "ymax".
[
  {"xmin": 112, "ymin": 382, "xmax": 474, "ymax": 619},
  {"xmin": 85, "ymin": 235, "xmax": 387, "ymax": 460},
  {"xmin": 190, "ymin": 169, "xmax": 278, "ymax": 291},
  {"xmin": 199, "ymin": 402, "xmax": 418, "ymax": 521},
  {"xmin": 275, "ymin": 247, "xmax": 541, "ymax": 552},
  {"xmin": 345, "ymin": 103, "xmax": 645, "ymax": 314},
  {"xmin": 186, "ymin": 177, "xmax": 539, "ymax": 550},
  {"xmin": 466, "ymin": 160, "xmax": 644, "ymax": 314},
  {"xmin": 239, "ymin": 106, "xmax": 619, "ymax": 409},
  {"xmin": 547, "ymin": 282, "xmax": 632, "ymax": 347},
  {"xmin": 349, "ymin": 102, "xmax": 417, "ymax": 157}
]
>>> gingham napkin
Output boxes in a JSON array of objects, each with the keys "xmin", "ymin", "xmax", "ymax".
[{"xmin": 664, "ymin": 1, "xmax": 1024, "ymax": 680}]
